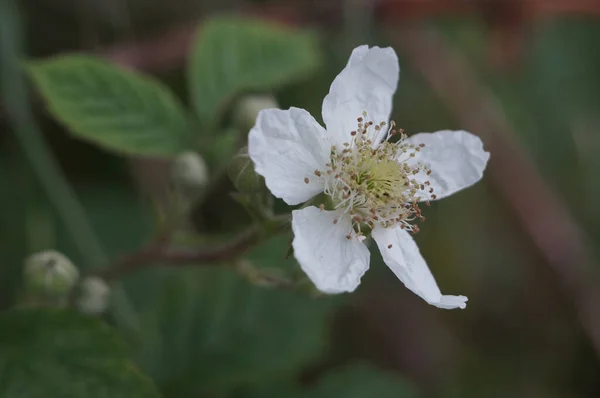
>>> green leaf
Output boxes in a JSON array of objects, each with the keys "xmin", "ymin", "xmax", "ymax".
[
  {"xmin": 134, "ymin": 235, "xmax": 338, "ymax": 396},
  {"xmin": 306, "ymin": 364, "xmax": 417, "ymax": 398},
  {"xmin": 0, "ymin": 308, "xmax": 161, "ymax": 398},
  {"xmin": 27, "ymin": 56, "xmax": 191, "ymax": 157},
  {"xmin": 231, "ymin": 363, "xmax": 418, "ymax": 398},
  {"xmin": 189, "ymin": 16, "xmax": 321, "ymax": 125}
]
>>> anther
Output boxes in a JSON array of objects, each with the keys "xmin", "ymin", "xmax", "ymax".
[
  {"xmin": 314, "ymin": 170, "xmax": 322, "ymax": 177},
  {"xmin": 387, "ymin": 244, "xmax": 393, "ymax": 249}
]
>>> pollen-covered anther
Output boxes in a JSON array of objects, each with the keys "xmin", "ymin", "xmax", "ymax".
[{"xmin": 321, "ymin": 115, "xmax": 431, "ymax": 233}]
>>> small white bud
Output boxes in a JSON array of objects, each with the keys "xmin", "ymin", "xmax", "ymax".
[
  {"xmin": 171, "ymin": 151, "xmax": 209, "ymax": 195},
  {"xmin": 234, "ymin": 94, "xmax": 279, "ymax": 131},
  {"xmin": 76, "ymin": 276, "xmax": 111, "ymax": 315},
  {"xmin": 24, "ymin": 250, "xmax": 79, "ymax": 297}
]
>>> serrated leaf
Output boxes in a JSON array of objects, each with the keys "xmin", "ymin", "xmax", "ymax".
[
  {"xmin": 0, "ymin": 308, "xmax": 161, "ymax": 398},
  {"xmin": 189, "ymin": 16, "xmax": 321, "ymax": 125},
  {"xmin": 27, "ymin": 56, "xmax": 191, "ymax": 157},
  {"xmin": 134, "ymin": 235, "xmax": 338, "ymax": 396}
]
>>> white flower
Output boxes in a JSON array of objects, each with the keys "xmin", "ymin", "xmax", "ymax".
[{"xmin": 248, "ymin": 45, "xmax": 489, "ymax": 309}]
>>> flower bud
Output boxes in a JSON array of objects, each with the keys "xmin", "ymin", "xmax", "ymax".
[
  {"xmin": 76, "ymin": 276, "xmax": 111, "ymax": 315},
  {"xmin": 23, "ymin": 250, "xmax": 79, "ymax": 297},
  {"xmin": 171, "ymin": 151, "xmax": 209, "ymax": 195},
  {"xmin": 228, "ymin": 146, "xmax": 264, "ymax": 193},
  {"xmin": 234, "ymin": 94, "xmax": 278, "ymax": 132}
]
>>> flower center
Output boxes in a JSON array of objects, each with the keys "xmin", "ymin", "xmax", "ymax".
[{"xmin": 310, "ymin": 113, "xmax": 435, "ymax": 238}]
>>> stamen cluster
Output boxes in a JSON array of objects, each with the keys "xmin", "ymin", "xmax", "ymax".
[{"xmin": 306, "ymin": 112, "xmax": 435, "ymax": 238}]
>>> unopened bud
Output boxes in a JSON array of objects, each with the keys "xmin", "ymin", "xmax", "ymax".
[
  {"xmin": 76, "ymin": 276, "xmax": 111, "ymax": 315},
  {"xmin": 24, "ymin": 250, "xmax": 79, "ymax": 297},
  {"xmin": 171, "ymin": 151, "xmax": 209, "ymax": 195},
  {"xmin": 234, "ymin": 94, "xmax": 278, "ymax": 131},
  {"xmin": 228, "ymin": 146, "xmax": 264, "ymax": 193}
]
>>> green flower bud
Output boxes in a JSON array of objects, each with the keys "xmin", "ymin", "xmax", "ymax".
[
  {"xmin": 171, "ymin": 151, "xmax": 209, "ymax": 195},
  {"xmin": 23, "ymin": 250, "xmax": 79, "ymax": 297},
  {"xmin": 76, "ymin": 276, "xmax": 111, "ymax": 315},
  {"xmin": 228, "ymin": 146, "xmax": 264, "ymax": 193},
  {"xmin": 234, "ymin": 94, "xmax": 278, "ymax": 131}
]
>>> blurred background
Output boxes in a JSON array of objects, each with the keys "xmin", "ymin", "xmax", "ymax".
[{"xmin": 2, "ymin": 0, "xmax": 600, "ymax": 397}]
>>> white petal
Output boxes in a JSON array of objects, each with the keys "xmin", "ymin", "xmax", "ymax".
[
  {"xmin": 406, "ymin": 130, "xmax": 490, "ymax": 201},
  {"xmin": 292, "ymin": 207, "xmax": 370, "ymax": 293},
  {"xmin": 371, "ymin": 226, "xmax": 467, "ymax": 309},
  {"xmin": 248, "ymin": 107, "xmax": 330, "ymax": 205},
  {"xmin": 322, "ymin": 45, "xmax": 399, "ymax": 146}
]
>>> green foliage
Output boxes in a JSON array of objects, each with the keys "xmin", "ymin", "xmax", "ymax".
[
  {"xmin": 134, "ymin": 235, "xmax": 338, "ymax": 397},
  {"xmin": 188, "ymin": 16, "xmax": 321, "ymax": 126},
  {"xmin": 524, "ymin": 19, "xmax": 600, "ymax": 191},
  {"xmin": 232, "ymin": 363, "xmax": 416, "ymax": 398},
  {"xmin": 305, "ymin": 364, "xmax": 417, "ymax": 398},
  {"xmin": 27, "ymin": 56, "xmax": 192, "ymax": 157},
  {"xmin": 0, "ymin": 308, "xmax": 161, "ymax": 398}
]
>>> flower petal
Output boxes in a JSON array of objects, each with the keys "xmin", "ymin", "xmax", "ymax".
[
  {"xmin": 406, "ymin": 130, "xmax": 490, "ymax": 201},
  {"xmin": 292, "ymin": 206, "xmax": 370, "ymax": 293},
  {"xmin": 372, "ymin": 225, "xmax": 467, "ymax": 309},
  {"xmin": 322, "ymin": 45, "xmax": 399, "ymax": 146},
  {"xmin": 248, "ymin": 107, "xmax": 330, "ymax": 205}
]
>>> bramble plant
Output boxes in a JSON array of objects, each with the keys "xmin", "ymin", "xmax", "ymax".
[{"xmin": 0, "ymin": 14, "xmax": 423, "ymax": 398}]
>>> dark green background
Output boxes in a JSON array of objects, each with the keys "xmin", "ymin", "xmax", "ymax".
[{"xmin": 1, "ymin": 1, "xmax": 600, "ymax": 397}]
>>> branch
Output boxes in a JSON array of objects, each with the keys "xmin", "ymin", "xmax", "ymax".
[{"xmin": 94, "ymin": 214, "xmax": 291, "ymax": 281}]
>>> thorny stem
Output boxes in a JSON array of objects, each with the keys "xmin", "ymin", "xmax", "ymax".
[{"xmin": 94, "ymin": 214, "xmax": 291, "ymax": 281}]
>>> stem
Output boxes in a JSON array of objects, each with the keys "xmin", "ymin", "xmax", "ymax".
[
  {"xmin": 0, "ymin": 0, "xmax": 139, "ymax": 333},
  {"xmin": 96, "ymin": 214, "xmax": 291, "ymax": 281}
]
